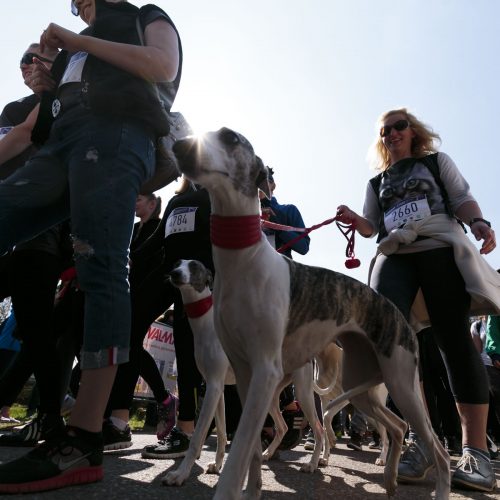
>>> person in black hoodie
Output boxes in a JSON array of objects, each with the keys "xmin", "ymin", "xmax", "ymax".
[{"xmin": 0, "ymin": 0, "xmax": 182, "ymax": 493}]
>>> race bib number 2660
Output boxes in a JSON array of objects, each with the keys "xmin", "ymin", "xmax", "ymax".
[
  {"xmin": 165, "ymin": 207, "xmax": 198, "ymax": 237},
  {"xmin": 384, "ymin": 195, "xmax": 431, "ymax": 232}
]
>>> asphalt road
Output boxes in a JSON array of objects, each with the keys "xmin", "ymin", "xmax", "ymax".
[{"xmin": 0, "ymin": 430, "xmax": 498, "ymax": 499}]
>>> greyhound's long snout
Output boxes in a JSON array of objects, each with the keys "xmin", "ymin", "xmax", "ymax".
[{"xmin": 167, "ymin": 268, "xmax": 183, "ymax": 285}]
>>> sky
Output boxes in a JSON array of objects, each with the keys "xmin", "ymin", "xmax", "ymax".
[{"xmin": 1, "ymin": 0, "xmax": 499, "ymax": 283}]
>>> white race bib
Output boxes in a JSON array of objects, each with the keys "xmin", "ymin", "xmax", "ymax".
[
  {"xmin": 165, "ymin": 207, "xmax": 197, "ymax": 237},
  {"xmin": 59, "ymin": 52, "xmax": 88, "ymax": 86},
  {"xmin": 384, "ymin": 195, "xmax": 431, "ymax": 232}
]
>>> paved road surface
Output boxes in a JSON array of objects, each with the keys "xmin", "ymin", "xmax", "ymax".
[{"xmin": 0, "ymin": 430, "xmax": 498, "ymax": 499}]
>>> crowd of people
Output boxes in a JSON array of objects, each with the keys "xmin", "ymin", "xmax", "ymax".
[{"xmin": 0, "ymin": 0, "xmax": 498, "ymax": 496}]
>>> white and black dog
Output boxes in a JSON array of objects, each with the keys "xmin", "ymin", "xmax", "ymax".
[
  {"xmin": 163, "ymin": 259, "xmax": 327, "ymax": 485},
  {"xmin": 172, "ymin": 128, "xmax": 450, "ymax": 500}
]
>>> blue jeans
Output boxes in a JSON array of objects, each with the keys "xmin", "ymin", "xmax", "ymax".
[{"xmin": 0, "ymin": 107, "xmax": 155, "ymax": 368}]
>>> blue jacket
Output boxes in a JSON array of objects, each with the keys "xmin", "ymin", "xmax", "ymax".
[{"xmin": 261, "ymin": 196, "xmax": 310, "ymax": 258}]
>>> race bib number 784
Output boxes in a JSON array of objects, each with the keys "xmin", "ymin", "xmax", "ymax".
[{"xmin": 165, "ymin": 207, "xmax": 198, "ymax": 237}]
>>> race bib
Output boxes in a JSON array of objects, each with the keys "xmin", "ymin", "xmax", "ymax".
[
  {"xmin": 0, "ymin": 127, "xmax": 13, "ymax": 140},
  {"xmin": 59, "ymin": 52, "xmax": 88, "ymax": 86},
  {"xmin": 165, "ymin": 207, "xmax": 197, "ymax": 237},
  {"xmin": 384, "ymin": 195, "xmax": 431, "ymax": 232}
]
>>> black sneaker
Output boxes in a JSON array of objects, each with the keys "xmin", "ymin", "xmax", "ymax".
[
  {"xmin": 0, "ymin": 426, "xmax": 103, "ymax": 493},
  {"xmin": 278, "ymin": 405, "xmax": 304, "ymax": 450},
  {"xmin": 102, "ymin": 420, "xmax": 132, "ymax": 451},
  {"xmin": 452, "ymin": 448, "xmax": 497, "ymax": 492},
  {"xmin": 141, "ymin": 427, "xmax": 189, "ymax": 459},
  {"xmin": 0, "ymin": 413, "xmax": 64, "ymax": 447},
  {"xmin": 347, "ymin": 431, "xmax": 364, "ymax": 451},
  {"xmin": 444, "ymin": 435, "xmax": 462, "ymax": 457},
  {"xmin": 368, "ymin": 430, "xmax": 381, "ymax": 449}
]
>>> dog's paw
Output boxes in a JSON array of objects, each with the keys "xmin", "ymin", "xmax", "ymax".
[
  {"xmin": 206, "ymin": 462, "xmax": 221, "ymax": 474},
  {"xmin": 384, "ymin": 477, "xmax": 398, "ymax": 498},
  {"xmin": 375, "ymin": 457, "xmax": 386, "ymax": 466},
  {"xmin": 318, "ymin": 457, "xmax": 328, "ymax": 467},
  {"xmin": 162, "ymin": 470, "xmax": 188, "ymax": 486},
  {"xmin": 300, "ymin": 462, "xmax": 318, "ymax": 473}
]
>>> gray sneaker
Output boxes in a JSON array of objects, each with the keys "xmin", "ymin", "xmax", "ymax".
[
  {"xmin": 452, "ymin": 449, "xmax": 496, "ymax": 492},
  {"xmin": 397, "ymin": 437, "xmax": 434, "ymax": 483}
]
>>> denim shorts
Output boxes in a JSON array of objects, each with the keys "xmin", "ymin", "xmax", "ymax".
[{"xmin": 0, "ymin": 106, "xmax": 155, "ymax": 368}]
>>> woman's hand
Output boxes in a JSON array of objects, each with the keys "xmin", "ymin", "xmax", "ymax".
[
  {"xmin": 336, "ymin": 205, "xmax": 358, "ymax": 225},
  {"xmin": 41, "ymin": 23, "xmax": 82, "ymax": 53},
  {"xmin": 470, "ymin": 221, "xmax": 496, "ymax": 255},
  {"xmin": 336, "ymin": 205, "xmax": 374, "ymax": 237},
  {"xmin": 25, "ymin": 59, "xmax": 56, "ymax": 94}
]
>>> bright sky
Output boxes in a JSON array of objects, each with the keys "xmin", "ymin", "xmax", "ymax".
[{"xmin": 2, "ymin": 0, "xmax": 499, "ymax": 283}]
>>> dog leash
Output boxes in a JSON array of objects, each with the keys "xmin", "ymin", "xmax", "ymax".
[{"xmin": 261, "ymin": 217, "xmax": 360, "ymax": 268}]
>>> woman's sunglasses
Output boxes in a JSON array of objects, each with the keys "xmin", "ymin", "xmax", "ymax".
[
  {"xmin": 71, "ymin": 0, "xmax": 79, "ymax": 16},
  {"xmin": 380, "ymin": 119, "xmax": 410, "ymax": 138},
  {"xmin": 20, "ymin": 53, "xmax": 54, "ymax": 66}
]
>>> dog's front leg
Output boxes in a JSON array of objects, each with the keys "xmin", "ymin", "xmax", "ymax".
[
  {"xmin": 207, "ymin": 390, "xmax": 228, "ymax": 474},
  {"xmin": 243, "ymin": 439, "xmax": 264, "ymax": 500},
  {"xmin": 214, "ymin": 362, "xmax": 282, "ymax": 500},
  {"xmin": 162, "ymin": 380, "xmax": 225, "ymax": 486}
]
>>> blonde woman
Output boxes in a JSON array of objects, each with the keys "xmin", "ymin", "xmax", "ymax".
[{"xmin": 337, "ymin": 108, "xmax": 498, "ymax": 492}]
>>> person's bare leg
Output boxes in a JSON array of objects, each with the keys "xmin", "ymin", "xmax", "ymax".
[
  {"xmin": 456, "ymin": 402, "xmax": 488, "ymax": 450},
  {"xmin": 176, "ymin": 419, "xmax": 194, "ymax": 435},
  {"xmin": 69, "ymin": 365, "xmax": 118, "ymax": 432}
]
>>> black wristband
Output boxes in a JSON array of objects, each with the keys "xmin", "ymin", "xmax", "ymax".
[{"xmin": 469, "ymin": 217, "xmax": 491, "ymax": 228}]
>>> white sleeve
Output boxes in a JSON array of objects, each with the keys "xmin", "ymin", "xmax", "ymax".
[
  {"xmin": 362, "ymin": 181, "xmax": 380, "ymax": 239},
  {"xmin": 437, "ymin": 152, "xmax": 476, "ymax": 214}
]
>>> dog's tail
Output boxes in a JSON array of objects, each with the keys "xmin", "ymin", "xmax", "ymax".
[
  {"xmin": 313, "ymin": 379, "xmax": 336, "ymax": 396},
  {"xmin": 323, "ymin": 379, "xmax": 381, "ymax": 412}
]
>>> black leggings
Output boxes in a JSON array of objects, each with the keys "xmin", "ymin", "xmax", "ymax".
[
  {"xmin": 108, "ymin": 264, "xmax": 203, "ymax": 422},
  {"xmin": 6, "ymin": 250, "xmax": 62, "ymax": 414},
  {"xmin": 107, "ymin": 265, "xmax": 174, "ymax": 412},
  {"xmin": 371, "ymin": 247, "xmax": 489, "ymax": 405}
]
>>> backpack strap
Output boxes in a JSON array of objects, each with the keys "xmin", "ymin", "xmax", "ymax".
[{"xmin": 418, "ymin": 153, "xmax": 453, "ymax": 218}]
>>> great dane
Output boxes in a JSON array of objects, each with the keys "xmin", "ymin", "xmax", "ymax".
[{"xmin": 172, "ymin": 128, "xmax": 450, "ymax": 500}]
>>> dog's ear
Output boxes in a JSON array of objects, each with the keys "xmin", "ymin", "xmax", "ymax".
[
  {"xmin": 255, "ymin": 156, "xmax": 271, "ymax": 199},
  {"xmin": 206, "ymin": 269, "xmax": 213, "ymax": 290}
]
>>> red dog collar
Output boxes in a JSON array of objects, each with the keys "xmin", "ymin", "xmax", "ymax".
[
  {"xmin": 184, "ymin": 295, "xmax": 213, "ymax": 318},
  {"xmin": 210, "ymin": 215, "xmax": 262, "ymax": 249}
]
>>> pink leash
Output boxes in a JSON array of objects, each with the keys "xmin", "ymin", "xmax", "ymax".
[{"xmin": 261, "ymin": 217, "xmax": 360, "ymax": 269}]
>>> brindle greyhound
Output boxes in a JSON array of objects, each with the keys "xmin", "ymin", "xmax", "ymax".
[{"xmin": 172, "ymin": 128, "xmax": 450, "ymax": 500}]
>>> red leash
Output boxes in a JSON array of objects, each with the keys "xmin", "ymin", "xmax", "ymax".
[{"xmin": 263, "ymin": 217, "xmax": 360, "ymax": 269}]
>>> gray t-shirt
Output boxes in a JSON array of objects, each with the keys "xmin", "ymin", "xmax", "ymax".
[{"xmin": 362, "ymin": 152, "xmax": 476, "ymax": 253}]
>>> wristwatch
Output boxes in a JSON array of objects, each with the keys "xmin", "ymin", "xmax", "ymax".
[{"xmin": 469, "ymin": 217, "xmax": 491, "ymax": 228}]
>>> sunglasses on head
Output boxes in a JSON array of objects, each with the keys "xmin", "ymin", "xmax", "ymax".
[
  {"xmin": 20, "ymin": 52, "xmax": 54, "ymax": 66},
  {"xmin": 380, "ymin": 119, "xmax": 410, "ymax": 138},
  {"xmin": 71, "ymin": 0, "xmax": 79, "ymax": 16}
]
